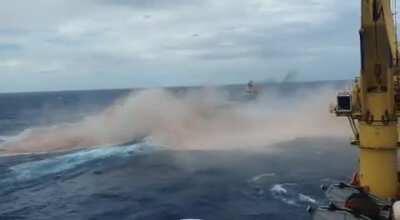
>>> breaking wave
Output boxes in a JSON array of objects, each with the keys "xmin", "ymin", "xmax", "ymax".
[{"xmin": 7, "ymin": 143, "xmax": 158, "ymax": 182}]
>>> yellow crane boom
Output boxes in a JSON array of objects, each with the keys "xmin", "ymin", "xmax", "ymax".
[
  {"xmin": 311, "ymin": 1, "xmax": 400, "ymax": 219},
  {"xmin": 335, "ymin": 0, "xmax": 400, "ymax": 200},
  {"xmin": 357, "ymin": 0, "xmax": 399, "ymax": 199}
]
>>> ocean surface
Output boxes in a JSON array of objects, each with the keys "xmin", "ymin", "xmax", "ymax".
[{"xmin": 0, "ymin": 82, "xmax": 357, "ymax": 220}]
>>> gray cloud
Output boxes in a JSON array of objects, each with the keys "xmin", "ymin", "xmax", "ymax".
[
  {"xmin": 96, "ymin": 0, "xmax": 204, "ymax": 9},
  {"xmin": 0, "ymin": 0, "xmax": 360, "ymax": 92},
  {"xmin": 0, "ymin": 43, "xmax": 21, "ymax": 52}
]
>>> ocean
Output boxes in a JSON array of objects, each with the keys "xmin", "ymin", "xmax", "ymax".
[{"xmin": 0, "ymin": 81, "xmax": 357, "ymax": 220}]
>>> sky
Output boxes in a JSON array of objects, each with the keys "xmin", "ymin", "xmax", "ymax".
[{"xmin": 0, "ymin": 0, "xmax": 361, "ymax": 93}]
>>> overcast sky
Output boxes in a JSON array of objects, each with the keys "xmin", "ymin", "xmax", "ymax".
[{"xmin": 0, "ymin": 0, "xmax": 361, "ymax": 92}]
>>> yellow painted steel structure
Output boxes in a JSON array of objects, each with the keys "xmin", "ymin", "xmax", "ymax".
[{"xmin": 342, "ymin": 0, "xmax": 400, "ymax": 199}]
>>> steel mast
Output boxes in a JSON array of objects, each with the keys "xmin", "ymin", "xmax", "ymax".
[{"xmin": 354, "ymin": 0, "xmax": 400, "ymax": 199}]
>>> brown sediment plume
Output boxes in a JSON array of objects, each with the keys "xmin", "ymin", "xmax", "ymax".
[{"xmin": 0, "ymin": 87, "xmax": 350, "ymax": 155}]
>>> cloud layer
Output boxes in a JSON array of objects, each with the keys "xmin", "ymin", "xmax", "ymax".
[{"xmin": 0, "ymin": 0, "xmax": 360, "ymax": 92}]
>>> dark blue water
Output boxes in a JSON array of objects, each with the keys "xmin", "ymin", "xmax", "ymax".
[{"xmin": 0, "ymin": 82, "xmax": 356, "ymax": 220}]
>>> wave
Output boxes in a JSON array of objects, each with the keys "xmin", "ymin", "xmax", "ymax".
[
  {"xmin": 270, "ymin": 184, "xmax": 317, "ymax": 207},
  {"xmin": 7, "ymin": 143, "xmax": 157, "ymax": 182},
  {"xmin": 179, "ymin": 219, "xmax": 203, "ymax": 220},
  {"xmin": 248, "ymin": 173, "xmax": 277, "ymax": 183},
  {"xmin": 0, "ymin": 133, "xmax": 29, "ymax": 144},
  {"xmin": 298, "ymin": 193, "xmax": 317, "ymax": 204}
]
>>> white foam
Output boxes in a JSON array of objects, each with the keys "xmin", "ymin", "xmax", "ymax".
[
  {"xmin": 270, "ymin": 184, "xmax": 297, "ymax": 206},
  {"xmin": 180, "ymin": 219, "xmax": 203, "ymax": 220},
  {"xmin": 0, "ymin": 133, "xmax": 26, "ymax": 144},
  {"xmin": 9, "ymin": 143, "xmax": 153, "ymax": 182},
  {"xmin": 270, "ymin": 184, "xmax": 287, "ymax": 194},
  {"xmin": 249, "ymin": 173, "xmax": 276, "ymax": 183},
  {"xmin": 270, "ymin": 184, "xmax": 318, "ymax": 207},
  {"xmin": 298, "ymin": 193, "xmax": 317, "ymax": 204}
]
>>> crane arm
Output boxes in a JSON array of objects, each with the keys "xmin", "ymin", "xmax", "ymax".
[{"xmin": 335, "ymin": 0, "xmax": 400, "ymax": 199}]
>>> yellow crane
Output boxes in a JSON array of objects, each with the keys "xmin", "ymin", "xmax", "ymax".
[
  {"xmin": 311, "ymin": 0, "xmax": 400, "ymax": 219},
  {"xmin": 347, "ymin": 0, "xmax": 399, "ymax": 199}
]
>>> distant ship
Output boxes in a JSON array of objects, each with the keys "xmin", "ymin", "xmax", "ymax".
[{"xmin": 244, "ymin": 80, "xmax": 259, "ymax": 99}]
